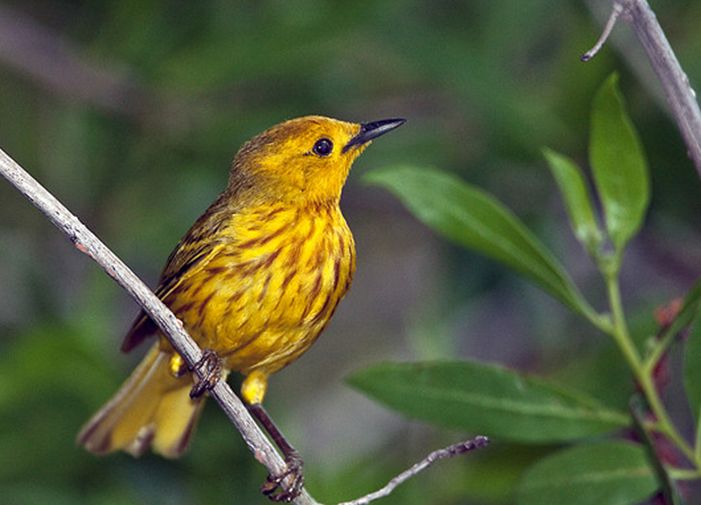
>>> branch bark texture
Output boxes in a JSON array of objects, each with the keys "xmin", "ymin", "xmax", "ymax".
[{"xmin": 626, "ymin": 0, "xmax": 701, "ymax": 178}]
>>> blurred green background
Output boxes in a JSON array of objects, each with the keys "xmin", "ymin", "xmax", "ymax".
[{"xmin": 1, "ymin": 1, "xmax": 700, "ymax": 504}]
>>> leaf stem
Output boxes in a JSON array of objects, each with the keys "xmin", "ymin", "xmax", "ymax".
[
  {"xmin": 639, "ymin": 372, "xmax": 697, "ymax": 464},
  {"xmin": 581, "ymin": 303, "xmax": 614, "ymax": 336},
  {"xmin": 604, "ymin": 270, "xmax": 697, "ymax": 466},
  {"xmin": 668, "ymin": 468, "xmax": 701, "ymax": 481},
  {"xmin": 643, "ymin": 327, "xmax": 676, "ymax": 377},
  {"xmin": 604, "ymin": 271, "xmax": 642, "ymax": 372},
  {"xmin": 643, "ymin": 279, "xmax": 701, "ymax": 376}
]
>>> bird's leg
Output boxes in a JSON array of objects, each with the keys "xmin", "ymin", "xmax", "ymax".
[
  {"xmin": 188, "ymin": 349, "xmax": 223, "ymax": 398},
  {"xmin": 248, "ymin": 403, "xmax": 304, "ymax": 502}
]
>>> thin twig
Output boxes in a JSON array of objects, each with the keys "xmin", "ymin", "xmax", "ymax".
[
  {"xmin": 581, "ymin": 1, "xmax": 625, "ymax": 62},
  {"xmin": 338, "ymin": 436, "xmax": 489, "ymax": 505},
  {"xmin": 584, "ymin": 0, "xmax": 666, "ymax": 109},
  {"xmin": 583, "ymin": 0, "xmax": 701, "ymax": 179},
  {"xmin": 0, "ymin": 147, "xmax": 319, "ymax": 505}
]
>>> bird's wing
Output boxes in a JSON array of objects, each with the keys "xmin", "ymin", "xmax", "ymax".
[
  {"xmin": 120, "ymin": 242, "xmax": 226, "ymax": 352},
  {"xmin": 121, "ymin": 197, "xmax": 233, "ymax": 352}
]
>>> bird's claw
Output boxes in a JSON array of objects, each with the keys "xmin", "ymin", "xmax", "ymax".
[
  {"xmin": 261, "ymin": 451, "xmax": 304, "ymax": 502},
  {"xmin": 189, "ymin": 349, "xmax": 223, "ymax": 398}
]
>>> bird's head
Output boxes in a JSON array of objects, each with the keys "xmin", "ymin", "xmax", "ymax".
[{"xmin": 227, "ymin": 115, "xmax": 405, "ymax": 206}]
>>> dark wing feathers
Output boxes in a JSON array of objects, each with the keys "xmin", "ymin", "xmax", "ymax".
[{"xmin": 121, "ymin": 195, "xmax": 234, "ymax": 352}]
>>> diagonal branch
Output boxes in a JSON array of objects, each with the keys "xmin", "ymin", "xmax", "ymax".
[
  {"xmin": 0, "ymin": 146, "xmax": 319, "ymax": 505},
  {"xmin": 583, "ymin": 0, "xmax": 701, "ymax": 179},
  {"xmin": 0, "ymin": 146, "xmax": 489, "ymax": 504}
]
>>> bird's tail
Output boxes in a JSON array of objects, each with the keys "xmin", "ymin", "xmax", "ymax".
[{"xmin": 77, "ymin": 343, "xmax": 204, "ymax": 458}]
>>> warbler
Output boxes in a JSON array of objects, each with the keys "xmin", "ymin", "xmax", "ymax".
[{"xmin": 77, "ymin": 116, "xmax": 404, "ymax": 496}]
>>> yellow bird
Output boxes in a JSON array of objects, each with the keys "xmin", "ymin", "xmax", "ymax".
[{"xmin": 77, "ymin": 115, "xmax": 404, "ymax": 500}]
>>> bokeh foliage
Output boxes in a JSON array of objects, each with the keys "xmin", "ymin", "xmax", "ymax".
[{"xmin": 1, "ymin": 1, "xmax": 701, "ymax": 504}]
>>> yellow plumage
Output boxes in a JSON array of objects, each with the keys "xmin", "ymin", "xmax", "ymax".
[
  {"xmin": 78, "ymin": 346, "xmax": 204, "ymax": 457},
  {"xmin": 78, "ymin": 115, "xmax": 402, "ymax": 458}
]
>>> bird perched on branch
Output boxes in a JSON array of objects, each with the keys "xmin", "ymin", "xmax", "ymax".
[{"xmin": 77, "ymin": 115, "xmax": 405, "ymax": 501}]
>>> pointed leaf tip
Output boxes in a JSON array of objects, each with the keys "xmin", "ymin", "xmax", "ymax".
[
  {"xmin": 543, "ymin": 147, "xmax": 603, "ymax": 256},
  {"xmin": 590, "ymin": 73, "xmax": 650, "ymax": 254}
]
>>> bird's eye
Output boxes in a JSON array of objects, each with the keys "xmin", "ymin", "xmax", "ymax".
[{"xmin": 312, "ymin": 138, "xmax": 333, "ymax": 157}]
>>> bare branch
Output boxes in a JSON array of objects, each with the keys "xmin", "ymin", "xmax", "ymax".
[
  {"xmin": 625, "ymin": 0, "xmax": 701, "ymax": 178},
  {"xmin": 338, "ymin": 436, "xmax": 489, "ymax": 505},
  {"xmin": 583, "ymin": 0, "xmax": 701, "ymax": 179},
  {"xmin": 0, "ymin": 147, "xmax": 320, "ymax": 505},
  {"xmin": 581, "ymin": 1, "xmax": 625, "ymax": 62},
  {"xmin": 585, "ymin": 0, "xmax": 665, "ymax": 106}
]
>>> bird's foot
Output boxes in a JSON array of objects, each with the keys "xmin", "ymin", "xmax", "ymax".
[
  {"xmin": 189, "ymin": 349, "xmax": 223, "ymax": 398},
  {"xmin": 260, "ymin": 450, "xmax": 304, "ymax": 502}
]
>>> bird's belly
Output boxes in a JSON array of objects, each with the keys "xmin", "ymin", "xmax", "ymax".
[{"xmin": 168, "ymin": 224, "xmax": 354, "ymax": 374}]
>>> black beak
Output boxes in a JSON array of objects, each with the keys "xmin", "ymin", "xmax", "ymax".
[{"xmin": 343, "ymin": 118, "xmax": 406, "ymax": 153}]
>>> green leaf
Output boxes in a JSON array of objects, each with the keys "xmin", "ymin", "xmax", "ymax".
[
  {"xmin": 517, "ymin": 442, "xmax": 657, "ymax": 505},
  {"xmin": 347, "ymin": 360, "xmax": 629, "ymax": 443},
  {"xmin": 589, "ymin": 73, "xmax": 650, "ymax": 253},
  {"xmin": 542, "ymin": 148, "xmax": 603, "ymax": 255},
  {"xmin": 550, "ymin": 342, "xmax": 633, "ymax": 411},
  {"xmin": 365, "ymin": 165, "xmax": 595, "ymax": 320}
]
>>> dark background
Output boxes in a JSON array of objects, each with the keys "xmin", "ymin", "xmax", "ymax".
[{"xmin": 1, "ymin": 1, "xmax": 700, "ymax": 504}]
